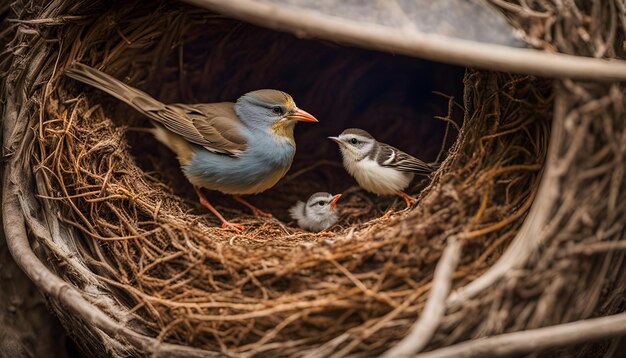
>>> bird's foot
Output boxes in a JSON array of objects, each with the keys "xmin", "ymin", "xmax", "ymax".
[
  {"xmin": 250, "ymin": 207, "xmax": 273, "ymax": 218},
  {"xmin": 193, "ymin": 186, "xmax": 244, "ymax": 231},
  {"xmin": 233, "ymin": 195, "xmax": 273, "ymax": 218},
  {"xmin": 399, "ymin": 191, "xmax": 416, "ymax": 209},
  {"xmin": 221, "ymin": 221, "xmax": 245, "ymax": 232}
]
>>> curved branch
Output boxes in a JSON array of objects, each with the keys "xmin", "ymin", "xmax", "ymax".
[
  {"xmin": 184, "ymin": 0, "xmax": 626, "ymax": 81},
  {"xmin": 381, "ymin": 238, "xmax": 462, "ymax": 358},
  {"xmin": 415, "ymin": 311, "xmax": 626, "ymax": 358}
]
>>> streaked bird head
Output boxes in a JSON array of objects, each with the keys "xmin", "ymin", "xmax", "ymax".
[
  {"xmin": 235, "ymin": 89, "xmax": 318, "ymax": 137},
  {"xmin": 328, "ymin": 128, "xmax": 376, "ymax": 161},
  {"xmin": 305, "ymin": 192, "xmax": 342, "ymax": 221}
]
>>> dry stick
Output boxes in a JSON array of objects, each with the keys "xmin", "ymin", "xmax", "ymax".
[
  {"xmin": 184, "ymin": 0, "xmax": 626, "ymax": 81},
  {"xmin": 415, "ymin": 311, "xmax": 626, "ymax": 358},
  {"xmin": 565, "ymin": 239, "xmax": 626, "ymax": 256},
  {"xmin": 381, "ymin": 238, "xmax": 463, "ymax": 358},
  {"xmin": 432, "ymin": 92, "xmax": 460, "ymax": 164},
  {"xmin": 488, "ymin": 0, "xmax": 552, "ymax": 18},
  {"xmin": 434, "ymin": 121, "xmax": 451, "ymax": 165}
]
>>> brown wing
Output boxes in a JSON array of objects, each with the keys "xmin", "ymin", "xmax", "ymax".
[
  {"xmin": 377, "ymin": 143, "xmax": 433, "ymax": 175},
  {"xmin": 65, "ymin": 63, "xmax": 247, "ymax": 157},
  {"xmin": 144, "ymin": 102, "xmax": 248, "ymax": 157}
]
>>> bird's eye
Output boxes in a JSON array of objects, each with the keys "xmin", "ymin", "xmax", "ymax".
[
  {"xmin": 272, "ymin": 106, "xmax": 283, "ymax": 115},
  {"xmin": 318, "ymin": 201, "xmax": 325, "ymax": 206},
  {"xmin": 350, "ymin": 138, "xmax": 358, "ymax": 144}
]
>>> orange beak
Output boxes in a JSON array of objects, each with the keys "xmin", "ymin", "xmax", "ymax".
[
  {"xmin": 287, "ymin": 108, "xmax": 319, "ymax": 122},
  {"xmin": 330, "ymin": 194, "xmax": 342, "ymax": 209}
]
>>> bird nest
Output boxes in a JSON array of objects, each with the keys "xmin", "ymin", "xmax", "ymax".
[{"xmin": 2, "ymin": 0, "xmax": 625, "ymax": 357}]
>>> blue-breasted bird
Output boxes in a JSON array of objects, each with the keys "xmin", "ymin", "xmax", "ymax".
[{"xmin": 66, "ymin": 63, "xmax": 318, "ymax": 231}]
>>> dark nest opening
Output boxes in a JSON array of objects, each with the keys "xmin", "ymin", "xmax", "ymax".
[{"xmin": 8, "ymin": 0, "xmax": 597, "ymax": 357}]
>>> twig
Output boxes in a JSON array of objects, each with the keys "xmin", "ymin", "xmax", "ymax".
[
  {"xmin": 381, "ymin": 238, "xmax": 463, "ymax": 357},
  {"xmin": 416, "ymin": 311, "xmax": 626, "ymax": 358}
]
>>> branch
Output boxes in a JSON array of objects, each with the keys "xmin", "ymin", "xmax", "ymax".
[
  {"xmin": 381, "ymin": 238, "xmax": 463, "ymax": 358},
  {"xmin": 416, "ymin": 311, "xmax": 626, "ymax": 358},
  {"xmin": 184, "ymin": 0, "xmax": 626, "ymax": 81}
]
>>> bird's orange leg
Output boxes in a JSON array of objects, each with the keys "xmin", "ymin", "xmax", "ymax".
[
  {"xmin": 399, "ymin": 191, "xmax": 416, "ymax": 208},
  {"xmin": 193, "ymin": 187, "xmax": 244, "ymax": 232},
  {"xmin": 232, "ymin": 195, "xmax": 273, "ymax": 218}
]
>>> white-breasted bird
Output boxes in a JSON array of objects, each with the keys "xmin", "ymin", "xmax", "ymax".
[
  {"xmin": 66, "ymin": 63, "xmax": 318, "ymax": 231},
  {"xmin": 329, "ymin": 128, "xmax": 434, "ymax": 207},
  {"xmin": 289, "ymin": 192, "xmax": 342, "ymax": 232}
]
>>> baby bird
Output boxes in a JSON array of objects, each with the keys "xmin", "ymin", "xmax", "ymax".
[
  {"xmin": 66, "ymin": 63, "xmax": 319, "ymax": 231},
  {"xmin": 289, "ymin": 192, "xmax": 342, "ymax": 232},
  {"xmin": 329, "ymin": 128, "xmax": 435, "ymax": 207}
]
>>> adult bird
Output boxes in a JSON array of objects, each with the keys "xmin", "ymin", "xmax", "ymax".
[
  {"xmin": 329, "ymin": 128, "xmax": 434, "ymax": 208},
  {"xmin": 289, "ymin": 192, "xmax": 342, "ymax": 232},
  {"xmin": 66, "ymin": 63, "xmax": 318, "ymax": 231}
]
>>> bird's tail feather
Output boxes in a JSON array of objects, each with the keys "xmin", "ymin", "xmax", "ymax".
[{"xmin": 65, "ymin": 62, "xmax": 164, "ymax": 113}]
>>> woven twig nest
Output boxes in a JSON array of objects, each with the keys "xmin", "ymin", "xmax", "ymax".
[{"xmin": 2, "ymin": 0, "xmax": 625, "ymax": 357}]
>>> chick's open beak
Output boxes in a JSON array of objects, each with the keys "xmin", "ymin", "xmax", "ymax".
[
  {"xmin": 287, "ymin": 108, "xmax": 319, "ymax": 122},
  {"xmin": 330, "ymin": 194, "xmax": 342, "ymax": 209}
]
